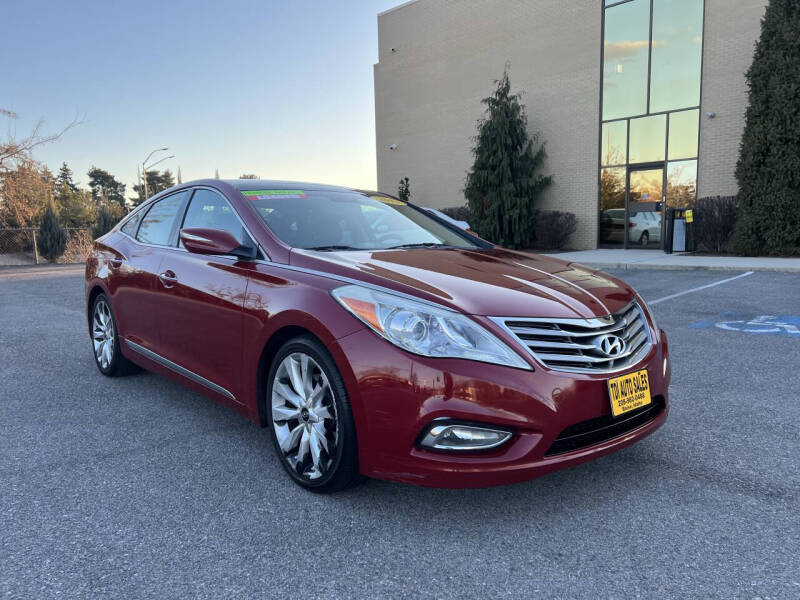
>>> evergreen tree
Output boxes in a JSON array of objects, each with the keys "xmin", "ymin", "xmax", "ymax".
[
  {"xmin": 93, "ymin": 204, "xmax": 119, "ymax": 238},
  {"xmin": 734, "ymin": 0, "xmax": 800, "ymax": 255},
  {"xmin": 38, "ymin": 200, "xmax": 67, "ymax": 262},
  {"xmin": 55, "ymin": 183, "xmax": 96, "ymax": 227},
  {"xmin": 398, "ymin": 177, "xmax": 411, "ymax": 202},
  {"xmin": 56, "ymin": 162, "xmax": 78, "ymax": 192},
  {"xmin": 464, "ymin": 67, "xmax": 552, "ymax": 248},
  {"xmin": 87, "ymin": 167, "xmax": 126, "ymax": 207},
  {"xmin": 239, "ymin": 173, "xmax": 259, "ymax": 179}
]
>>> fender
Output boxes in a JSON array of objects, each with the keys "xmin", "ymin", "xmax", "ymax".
[{"xmin": 239, "ymin": 265, "xmax": 367, "ymax": 426}]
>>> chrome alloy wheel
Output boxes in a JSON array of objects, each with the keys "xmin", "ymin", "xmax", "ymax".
[
  {"xmin": 92, "ymin": 299, "xmax": 115, "ymax": 369},
  {"xmin": 271, "ymin": 352, "xmax": 338, "ymax": 480}
]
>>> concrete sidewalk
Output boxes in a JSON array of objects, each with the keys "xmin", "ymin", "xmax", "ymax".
[{"xmin": 542, "ymin": 249, "xmax": 800, "ymax": 272}]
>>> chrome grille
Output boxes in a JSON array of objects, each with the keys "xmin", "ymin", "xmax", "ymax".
[{"xmin": 493, "ymin": 301, "xmax": 653, "ymax": 374}]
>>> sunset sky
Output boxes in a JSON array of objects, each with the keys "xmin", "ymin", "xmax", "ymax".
[{"xmin": 2, "ymin": 0, "xmax": 403, "ymax": 194}]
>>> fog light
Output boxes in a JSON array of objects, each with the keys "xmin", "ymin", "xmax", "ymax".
[{"xmin": 418, "ymin": 422, "xmax": 512, "ymax": 451}]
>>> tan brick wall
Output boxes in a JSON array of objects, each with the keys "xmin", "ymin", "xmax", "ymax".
[
  {"xmin": 697, "ymin": 0, "xmax": 766, "ymax": 199},
  {"xmin": 375, "ymin": 0, "xmax": 602, "ymax": 249},
  {"xmin": 375, "ymin": 0, "xmax": 764, "ymax": 248}
]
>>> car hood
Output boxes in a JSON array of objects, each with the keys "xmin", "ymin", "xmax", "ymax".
[{"xmin": 290, "ymin": 247, "xmax": 636, "ymax": 319}]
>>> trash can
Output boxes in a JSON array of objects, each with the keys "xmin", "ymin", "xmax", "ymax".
[{"xmin": 665, "ymin": 208, "xmax": 694, "ymax": 253}]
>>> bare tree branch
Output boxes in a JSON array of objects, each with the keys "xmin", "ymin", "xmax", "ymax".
[{"xmin": 1, "ymin": 110, "xmax": 81, "ymax": 172}]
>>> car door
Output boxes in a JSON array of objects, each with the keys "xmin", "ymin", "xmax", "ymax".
[
  {"xmin": 155, "ymin": 187, "xmax": 254, "ymax": 405},
  {"xmin": 112, "ymin": 191, "xmax": 189, "ymax": 356}
]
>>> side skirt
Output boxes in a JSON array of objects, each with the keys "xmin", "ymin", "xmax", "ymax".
[{"xmin": 124, "ymin": 339, "xmax": 236, "ymax": 401}]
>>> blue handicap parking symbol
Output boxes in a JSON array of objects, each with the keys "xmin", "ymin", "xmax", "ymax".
[{"xmin": 690, "ymin": 312, "xmax": 800, "ymax": 337}]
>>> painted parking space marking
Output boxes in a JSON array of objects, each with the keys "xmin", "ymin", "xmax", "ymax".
[
  {"xmin": 649, "ymin": 271, "xmax": 754, "ymax": 305},
  {"xmin": 690, "ymin": 312, "xmax": 800, "ymax": 337}
]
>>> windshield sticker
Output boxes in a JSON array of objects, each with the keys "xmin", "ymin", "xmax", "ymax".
[
  {"xmin": 243, "ymin": 190, "xmax": 307, "ymax": 200},
  {"xmin": 371, "ymin": 195, "xmax": 404, "ymax": 205}
]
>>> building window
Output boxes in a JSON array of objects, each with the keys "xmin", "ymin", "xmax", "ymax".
[
  {"xmin": 629, "ymin": 114, "xmax": 666, "ymax": 163},
  {"xmin": 668, "ymin": 109, "xmax": 700, "ymax": 160},
  {"xmin": 599, "ymin": 0, "xmax": 704, "ymax": 248},
  {"xmin": 649, "ymin": 0, "xmax": 704, "ymax": 113}
]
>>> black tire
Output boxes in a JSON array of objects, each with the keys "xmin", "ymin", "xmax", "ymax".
[
  {"xmin": 266, "ymin": 335, "xmax": 360, "ymax": 493},
  {"xmin": 639, "ymin": 230, "xmax": 650, "ymax": 246},
  {"xmin": 90, "ymin": 293, "xmax": 140, "ymax": 377}
]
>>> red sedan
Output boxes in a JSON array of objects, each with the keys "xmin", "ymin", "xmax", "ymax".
[{"xmin": 85, "ymin": 180, "xmax": 669, "ymax": 492}]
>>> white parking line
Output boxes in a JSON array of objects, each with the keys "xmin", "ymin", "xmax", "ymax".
[{"xmin": 650, "ymin": 271, "xmax": 754, "ymax": 305}]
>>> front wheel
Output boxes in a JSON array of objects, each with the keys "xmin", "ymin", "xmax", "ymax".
[{"xmin": 267, "ymin": 335, "xmax": 360, "ymax": 492}]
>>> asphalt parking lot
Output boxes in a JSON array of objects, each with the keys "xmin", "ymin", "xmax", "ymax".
[{"xmin": 1, "ymin": 266, "xmax": 798, "ymax": 599}]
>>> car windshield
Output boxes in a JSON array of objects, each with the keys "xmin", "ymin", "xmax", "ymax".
[{"xmin": 243, "ymin": 189, "xmax": 479, "ymax": 251}]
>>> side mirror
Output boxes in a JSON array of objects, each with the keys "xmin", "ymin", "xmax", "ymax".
[{"xmin": 180, "ymin": 228, "xmax": 256, "ymax": 260}]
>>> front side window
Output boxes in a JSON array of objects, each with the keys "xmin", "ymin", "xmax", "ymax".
[
  {"xmin": 136, "ymin": 191, "xmax": 187, "ymax": 246},
  {"xmin": 243, "ymin": 189, "xmax": 478, "ymax": 251},
  {"xmin": 181, "ymin": 189, "xmax": 245, "ymax": 246}
]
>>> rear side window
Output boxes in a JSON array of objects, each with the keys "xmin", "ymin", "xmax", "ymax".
[
  {"xmin": 120, "ymin": 211, "xmax": 143, "ymax": 237},
  {"xmin": 136, "ymin": 191, "xmax": 187, "ymax": 246},
  {"xmin": 180, "ymin": 189, "xmax": 245, "ymax": 246}
]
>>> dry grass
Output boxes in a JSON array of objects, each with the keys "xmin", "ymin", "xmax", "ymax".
[{"xmin": 57, "ymin": 229, "xmax": 93, "ymax": 264}]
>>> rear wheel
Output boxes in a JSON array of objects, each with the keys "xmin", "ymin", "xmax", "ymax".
[
  {"xmin": 267, "ymin": 335, "xmax": 360, "ymax": 492},
  {"xmin": 90, "ymin": 293, "xmax": 140, "ymax": 377}
]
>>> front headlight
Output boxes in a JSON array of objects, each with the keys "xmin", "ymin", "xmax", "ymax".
[
  {"xmin": 636, "ymin": 294, "xmax": 660, "ymax": 341},
  {"xmin": 331, "ymin": 285, "xmax": 531, "ymax": 370}
]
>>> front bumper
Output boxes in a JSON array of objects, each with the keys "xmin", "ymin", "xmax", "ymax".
[{"xmin": 332, "ymin": 328, "xmax": 670, "ymax": 488}]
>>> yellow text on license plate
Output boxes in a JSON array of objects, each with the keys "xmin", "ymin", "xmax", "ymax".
[{"xmin": 607, "ymin": 369, "xmax": 651, "ymax": 417}]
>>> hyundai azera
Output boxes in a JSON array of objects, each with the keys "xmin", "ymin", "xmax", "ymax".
[{"xmin": 86, "ymin": 180, "xmax": 669, "ymax": 492}]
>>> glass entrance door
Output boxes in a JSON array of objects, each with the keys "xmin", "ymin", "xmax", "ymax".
[{"xmin": 627, "ymin": 167, "xmax": 664, "ymax": 248}]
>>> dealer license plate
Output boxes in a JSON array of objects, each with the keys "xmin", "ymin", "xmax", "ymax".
[{"xmin": 607, "ymin": 369, "xmax": 651, "ymax": 417}]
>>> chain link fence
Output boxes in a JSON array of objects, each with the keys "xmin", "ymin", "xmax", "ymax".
[{"xmin": 0, "ymin": 227, "xmax": 94, "ymax": 266}]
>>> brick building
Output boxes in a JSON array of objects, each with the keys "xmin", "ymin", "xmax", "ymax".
[{"xmin": 374, "ymin": 0, "xmax": 767, "ymax": 249}]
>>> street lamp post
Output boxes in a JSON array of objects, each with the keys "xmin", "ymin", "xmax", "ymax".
[{"xmin": 141, "ymin": 147, "xmax": 169, "ymax": 201}]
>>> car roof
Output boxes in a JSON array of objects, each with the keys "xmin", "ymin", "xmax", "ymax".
[
  {"xmin": 221, "ymin": 179, "xmax": 357, "ymax": 193},
  {"xmin": 354, "ymin": 189, "xmax": 404, "ymax": 201}
]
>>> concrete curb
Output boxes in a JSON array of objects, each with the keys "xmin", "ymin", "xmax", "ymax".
[
  {"xmin": 568, "ymin": 262, "xmax": 800, "ymax": 273},
  {"xmin": 540, "ymin": 250, "xmax": 800, "ymax": 273},
  {"xmin": 0, "ymin": 264, "xmax": 85, "ymax": 280}
]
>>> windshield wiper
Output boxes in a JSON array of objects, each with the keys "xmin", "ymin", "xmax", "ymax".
[
  {"xmin": 384, "ymin": 242, "xmax": 453, "ymax": 250},
  {"xmin": 303, "ymin": 245, "xmax": 362, "ymax": 252}
]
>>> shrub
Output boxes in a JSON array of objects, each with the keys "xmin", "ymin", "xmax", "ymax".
[
  {"xmin": 693, "ymin": 196, "xmax": 738, "ymax": 253},
  {"xmin": 734, "ymin": 0, "xmax": 800, "ymax": 255},
  {"xmin": 464, "ymin": 67, "xmax": 552, "ymax": 248},
  {"xmin": 440, "ymin": 206, "xmax": 471, "ymax": 223},
  {"xmin": 398, "ymin": 177, "xmax": 410, "ymax": 202},
  {"xmin": 37, "ymin": 201, "xmax": 67, "ymax": 262},
  {"xmin": 532, "ymin": 210, "xmax": 577, "ymax": 250},
  {"xmin": 58, "ymin": 229, "xmax": 93, "ymax": 264}
]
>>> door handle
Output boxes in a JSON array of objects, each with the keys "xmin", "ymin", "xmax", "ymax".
[{"xmin": 158, "ymin": 270, "xmax": 178, "ymax": 288}]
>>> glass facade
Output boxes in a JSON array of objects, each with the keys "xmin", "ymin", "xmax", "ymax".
[{"xmin": 599, "ymin": 0, "xmax": 704, "ymax": 248}]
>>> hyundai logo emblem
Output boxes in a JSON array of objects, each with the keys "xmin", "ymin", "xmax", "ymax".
[{"xmin": 595, "ymin": 334, "xmax": 626, "ymax": 357}]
